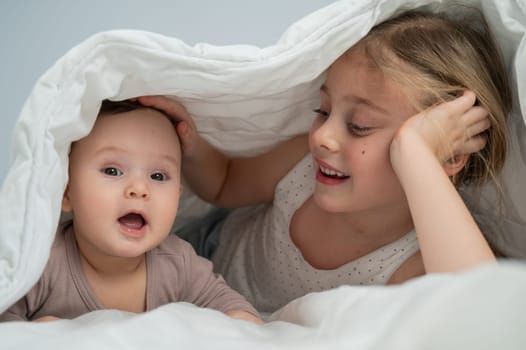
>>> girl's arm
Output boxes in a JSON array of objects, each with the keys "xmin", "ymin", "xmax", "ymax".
[
  {"xmin": 225, "ymin": 309, "xmax": 264, "ymax": 324},
  {"xmin": 390, "ymin": 91, "xmax": 496, "ymax": 273},
  {"xmin": 138, "ymin": 96, "xmax": 309, "ymax": 208}
]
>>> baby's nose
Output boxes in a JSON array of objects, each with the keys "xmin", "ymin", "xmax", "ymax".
[{"xmin": 125, "ymin": 178, "xmax": 150, "ymax": 199}]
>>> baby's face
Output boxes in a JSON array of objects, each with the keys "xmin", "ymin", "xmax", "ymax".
[{"xmin": 62, "ymin": 108, "xmax": 182, "ymax": 258}]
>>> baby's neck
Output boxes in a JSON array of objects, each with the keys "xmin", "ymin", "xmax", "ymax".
[
  {"xmin": 79, "ymin": 249, "xmax": 146, "ymax": 277},
  {"xmin": 72, "ymin": 226, "xmax": 146, "ymax": 277},
  {"xmin": 78, "ymin": 248, "xmax": 147, "ymax": 313}
]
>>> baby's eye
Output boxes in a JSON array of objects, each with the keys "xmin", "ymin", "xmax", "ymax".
[
  {"xmin": 151, "ymin": 172, "xmax": 169, "ymax": 181},
  {"xmin": 347, "ymin": 123, "xmax": 372, "ymax": 137},
  {"xmin": 102, "ymin": 167, "xmax": 123, "ymax": 176},
  {"xmin": 313, "ymin": 108, "xmax": 330, "ymax": 120}
]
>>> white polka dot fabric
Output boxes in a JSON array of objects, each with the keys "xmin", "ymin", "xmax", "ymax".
[{"xmin": 212, "ymin": 155, "xmax": 419, "ymax": 312}]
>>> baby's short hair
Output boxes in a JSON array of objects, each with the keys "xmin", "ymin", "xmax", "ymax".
[
  {"xmin": 98, "ymin": 99, "xmax": 178, "ymax": 130},
  {"xmin": 98, "ymin": 99, "xmax": 144, "ymax": 116}
]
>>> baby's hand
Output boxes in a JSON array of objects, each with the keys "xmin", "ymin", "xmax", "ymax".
[
  {"xmin": 137, "ymin": 95, "xmax": 200, "ymax": 159},
  {"xmin": 394, "ymin": 91, "xmax": 490, "ymax": 164},
  {"xmin": 32, "ymin": 315, "xmax": 61, "ymax": 322}
]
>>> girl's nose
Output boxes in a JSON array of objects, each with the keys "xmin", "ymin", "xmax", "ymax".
[
  {"xmin": 311, "ymin": 115, "xmax": 341, "ymax": 153},
  {"xmin": 125, "ymin": 177, "xmax": 150, "ymax": 200}
]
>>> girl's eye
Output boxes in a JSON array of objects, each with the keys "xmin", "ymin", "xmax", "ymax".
[
  {"xmin": 151, "ymin": 172, "xmax": 168, "ymax": 181},
  {"xmin": 102, "ymin": 167, "xmax": 122, "ymax": 176},
  {"xmin": 313, "ymin": 108, "xmax": 330, "ymax": 119},
  {"xmin": 347, "ymin": 123, "xmax": 372, "ymax": 137},
  {"xmin": 313, "ymin": 107, "xmax": 372, "ymax": 136}
]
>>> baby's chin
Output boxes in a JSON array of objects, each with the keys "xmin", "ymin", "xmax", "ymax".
[
  {"xmin": 111, "ymin": 235, "xmax": 161, "ymax": 258},
  {"xmin": 109, "ymin": 245, "xmax": 149, "ymax": 259}
]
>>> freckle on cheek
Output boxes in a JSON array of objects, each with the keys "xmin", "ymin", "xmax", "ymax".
[{"xmin": 361, "ymin": 150, "xmax": 365, "ymax": 155}]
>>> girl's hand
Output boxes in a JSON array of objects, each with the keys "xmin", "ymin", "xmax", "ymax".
[
  {"xmin": 137, "ymin": 95, "xmax": 200, "ymax": 159},
  {"xmin": 389, "ymin": 91, "xmax": 496, "ymax": 272},
  {"xmin": 225, "ymin": 309, "xmax": 264, "ymax": 324},
  {"xmin": 393, "ymin": 91, "xmax": 490, "ymax": 164}
]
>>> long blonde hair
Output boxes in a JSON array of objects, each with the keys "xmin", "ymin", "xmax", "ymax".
[{"xmin": 357, "ymin": 8, "xmax": 512, "ymax": 187}]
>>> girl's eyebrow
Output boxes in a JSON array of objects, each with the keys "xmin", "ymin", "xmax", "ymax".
[{"xmin": 320, "ymin": 84, "xmax": 389, "ymax": 115}]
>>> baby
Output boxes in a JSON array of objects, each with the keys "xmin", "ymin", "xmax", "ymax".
[{"xmin": 0, "ymin": 100, "xmax": 262, "ymax": 324}]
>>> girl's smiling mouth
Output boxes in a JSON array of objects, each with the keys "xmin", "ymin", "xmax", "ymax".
[
  {"xmin": 319, "ymin": 165, "xmax": 349, "ymax": 178},
  {"xmin": 315, "ymin": 159, "xmax": 350, "ymax": 183}
]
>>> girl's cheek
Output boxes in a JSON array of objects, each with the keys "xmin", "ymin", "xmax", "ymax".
[{"xmin": 360, "ymin": 142, "xmax": 367, "ymax": 156}]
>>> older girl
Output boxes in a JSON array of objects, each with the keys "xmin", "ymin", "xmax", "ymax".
[{"xmin": 139, "ymin": 9, "xmax": 511, "ymax": 312}]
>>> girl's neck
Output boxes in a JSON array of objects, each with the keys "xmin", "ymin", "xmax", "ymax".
[
  {"xmin": 291, "ymin": 198, "xmax": 414, "ymax": 270},
  {"xmin": 317, "ymin": 199, "xmax": 414, "ymax": 242}
]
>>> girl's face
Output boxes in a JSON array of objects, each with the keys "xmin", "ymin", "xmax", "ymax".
[{"xmin": 309, "ymin": 46, "xmax": 417, "ymax": 217}]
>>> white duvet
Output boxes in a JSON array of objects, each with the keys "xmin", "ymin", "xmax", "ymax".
[{"xmin": 1, "ymin": 0, "xmax": 525, "ymax": 348}]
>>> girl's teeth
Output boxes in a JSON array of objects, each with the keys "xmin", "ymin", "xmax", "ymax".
[{"xmin": 320, "ymin": 166, "xmax": 346, "ymax": 178}]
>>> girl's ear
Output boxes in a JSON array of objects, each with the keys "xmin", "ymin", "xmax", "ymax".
[
  {"xmin": 61, "ymin": 184, "xmax": 73, "ymax": 212},
  {"xmin": 443, "ymin": 154, "xmax": 469, "ymax": 177}
]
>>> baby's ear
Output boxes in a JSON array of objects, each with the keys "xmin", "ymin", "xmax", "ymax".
[
  {"xmin": 443, "ymin": 154, "xmax": 469, "ymax": 177},
  {"xmin": 61, "ymin": 184, "xmax": 73, "ymax": 212}
]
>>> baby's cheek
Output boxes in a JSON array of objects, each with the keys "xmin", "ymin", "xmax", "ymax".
[{"xmin": 158, "ymin": 192, "xmax": 180, "ymax": 218}]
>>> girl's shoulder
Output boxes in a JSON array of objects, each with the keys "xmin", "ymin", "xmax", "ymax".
[{"xmin": 274, "ymin": 154, "xmax": 314, "ymax": 217}]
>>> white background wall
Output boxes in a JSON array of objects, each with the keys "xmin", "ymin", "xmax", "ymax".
[{"xmin": 0, "ymin": 0, "xmax": 330, "ymax": 184}]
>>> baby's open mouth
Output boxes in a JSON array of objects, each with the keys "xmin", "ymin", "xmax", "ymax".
[{"xmin": 118, "ymin": 213, "xmax": 147, "ymax": 230}]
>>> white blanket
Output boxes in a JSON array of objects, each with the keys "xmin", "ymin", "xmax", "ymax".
[{"xmin": 1, "ymin": 0, "xmax": 525, "ymax": 348}]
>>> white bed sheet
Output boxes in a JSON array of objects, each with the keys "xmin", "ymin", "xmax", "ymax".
[
  {"xmin": 1, "ymin": 262, "xmax": 525, "ymax": 349},
  {"xmin": 1, "ymin": 0, "xmax": 525, "ymax": 348}
]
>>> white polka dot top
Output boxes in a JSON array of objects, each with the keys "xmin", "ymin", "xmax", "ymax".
[{"xmin": 211, "ymin": 154, "xmax": 419, "ymax": 313}]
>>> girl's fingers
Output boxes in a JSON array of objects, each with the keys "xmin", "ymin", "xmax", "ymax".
[
  {"xmin": 462, "ymin": 105, "xmax": 489, "ymax": 124},
  {"xmin": 461, "ymin": 106, "xmax": 489, "ymax": 134},
  {"xmin": 459, "ymin": 105, "xmax": 489, "ymax": 151},
  {"xmin": 176, "ymin": 121, "xmax": 193, "ymax": 146},
  {"xmin": 137, "ymin": 95, "xmax": 192, "ymax": 124},
  {"xmin": 137, "ymin": 95, "xmax": 199, "ymax": 157},
  {"xmin": 175, "ymin": 121, "xmax": 195, "ymax": 155},
  {"xmin": 427, "ymin": 90, "xmax": 477, "ymax": 120},
  {"xmin": 458, "ymin": 134, "xmax": 487, "ymax": 155},
  {"xmin": 466, "ymin": 118, "xmax": 491, "ymax": 139}
]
